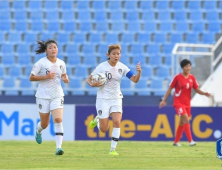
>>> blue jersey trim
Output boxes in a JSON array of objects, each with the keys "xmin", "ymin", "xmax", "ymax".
[{"xmin": 126, "ymin": 70, "xmax": 134, "ymax": 79}]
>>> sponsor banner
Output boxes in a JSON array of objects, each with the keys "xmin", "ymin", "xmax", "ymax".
[
  {"xmin": 75, "ymin": 106, "xmax": 222, "ymax": 141},
  {"xmin": 0, "ymin": 104, "xmax": 75, "ymax": 140}
]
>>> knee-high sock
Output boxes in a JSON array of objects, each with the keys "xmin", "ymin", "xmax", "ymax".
[
  {"xmin": 111, "ymin": 128, "xmax": 120, "ymax": 151},
  {"xmin": 54, "ymin": 122, "xmax": 64, "ymax": 148},
  {"xmin": 184, "ymin": 123, "xmax": 192, "ymax": 142},
  {"xmin": 36, "ymin": 121, "xmax": 43, "ymax": 134},
  {"xmin": 174, "ymin": 125, "xmax": 184, "ymax": 143}
]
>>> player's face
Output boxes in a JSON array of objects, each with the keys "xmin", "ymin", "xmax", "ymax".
[
  {"xmin": 45, "ymin": 43, "xmax": 58, "ymax": 57},
  {"xmin": 182, "ymin": 64, "xmax": 191, "ymax": 74},
  {"xmin": 108, "ymin": 49, "xmax": 121, "ymax": 64}
]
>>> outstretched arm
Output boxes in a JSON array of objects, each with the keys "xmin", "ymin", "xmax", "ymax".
[
  {"xmin": 159, "ymin": 87, "xmax": 173, "ymax": 108},
  {"xmin": 195, "ymin": 88, "xmax": 211, "ymax": 97}
]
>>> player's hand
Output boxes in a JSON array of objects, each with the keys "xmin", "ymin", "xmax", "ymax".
[
  {"xmin": 91, "ymin": 80, "xmax": 103, "ymax": 87},
  {"xmin": 136, "ymin": 62, "xmax": 141, "ymax": 73},
  {"xmin": 204, "ymin": 92, "xmax": 211, "ymax": 97},
  {"xmin": 46, "ymin": 71, "xmax": 56, "ymax": 79},
  {"xmin": 159, "ymin": 100, "xmax": 166, "ymax": 108},
  {"xmin": 62, "ymin": 74, "xmax": 69, "ymax": 83}
]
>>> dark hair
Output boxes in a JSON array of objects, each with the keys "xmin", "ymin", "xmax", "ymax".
[
  {"xmin": 180, "ymin": 59, "xmax": 192, "ymax": 68},
  {"xmin": 35, "ymin": 39, "xmax": 58, "ymax": 54}
]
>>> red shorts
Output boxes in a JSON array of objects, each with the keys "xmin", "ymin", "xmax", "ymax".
[{"xmin": 174, "ymin": 106, "xmax": 191, "ymax": 117}]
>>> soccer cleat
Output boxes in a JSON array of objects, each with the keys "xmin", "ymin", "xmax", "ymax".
[
  {"xmin": 173, "ymin": 143, "xmax": 181, "ymax": 146},
  {"xmin": 35, "ymin": 132, "xmax": 42, "ymax": 144},
  {"xmin": 109, "ymin": 150, "xmax": 119, "ymax": 156},
  {"xmin": 89, "ymin": 115, "xmax": 98, "ymax": 129},
  {"xmin": 55, "ymin": 148, "xmax": 64, "ymax": 155},
  {"xmin": 189, "ymin": 140, "xmax": 196, "ymax": 146}
]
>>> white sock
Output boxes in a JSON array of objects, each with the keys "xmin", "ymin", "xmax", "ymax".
[
  {"xmin": 96, "ymin": 117, "xmax": 100, "ymax": 131},
  {"xmin": 110, "ymin": 128, "xmax": 120, "ymax": 151},
  {"xmin": 36, "ymin": 121, "xmax": 43, "ymax": 134},
  {"xmin": 54, "ymin": 122, "xmax": 64, "ymax": 149}
]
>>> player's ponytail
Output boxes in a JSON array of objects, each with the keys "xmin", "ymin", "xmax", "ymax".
[{"xmin": 35, "ymin": 39, "xmax": 58, "ymax": 55}]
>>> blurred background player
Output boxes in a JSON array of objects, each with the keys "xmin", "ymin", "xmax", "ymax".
[
  {"xmin": 159, "ymin": 59, "xmax": 210, "ymax": 146},
  {"xmin": 29, "ymin": 40, "xmax": 69, "ymax": 155},
  {"xmin": 86, "ymin": 44, "xmax": 141, "ymax": 155}
]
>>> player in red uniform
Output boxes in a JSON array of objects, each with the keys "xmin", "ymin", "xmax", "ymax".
[{"xmin": 159, "ymin": 59, "xmax": 210, "ymax": 146}]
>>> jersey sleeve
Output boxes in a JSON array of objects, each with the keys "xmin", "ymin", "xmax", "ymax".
[
  {"xmin": 169, "ymin": 75, "xmax": 177, "ymax": 88},
  {"xmin": 61, "ymin": 62, "xmax": 66, "ymax": 74},
  {"xmin": 122, "ymin": 63, "xmax": 134, "ymax": 79},
  {"xmin": 31, "ymin": 60, "xmax": 42, "ymax": 76},
  {"xmin": 91, "ymin": 64, "xmax": 102, "ymax": 75},
  {"xmin": 192, "ymin": 76, "xmax": 199, "ymax": 89}
]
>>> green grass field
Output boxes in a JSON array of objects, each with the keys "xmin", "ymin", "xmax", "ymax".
[{"xmin": 0, "ymin": 141, "xmax": 221, "ymax": 169}]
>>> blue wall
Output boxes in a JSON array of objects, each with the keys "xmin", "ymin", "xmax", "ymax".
[{"xmin": 0, "ymin": 95, "xmax": 173, "ymax": 105}]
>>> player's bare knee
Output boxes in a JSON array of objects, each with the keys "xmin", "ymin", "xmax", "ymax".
[
  {"xmin": 113, "ymin": 120, "xmax": 121, "ymax": 128},
  {"xmin": 100, "ymin": 129, "xmax": 107, "ymax": 133},
  {"xmin": 182, "ymin": 118, "xmax": 189, "ymax": 124},
  {"xmin": 41, "ymin": 123, "xmax": 48, "ymax": 129},
  {"xmin": 184, "ymin": 120, "xmax": 189, "ymax": 124},
  {"xmin": 100, "ymin": 126, "xmax": 109, "ymax": 133},
  {"xmin": 54, "ymin": 118, "xmax": 62, "ymax": 123}
]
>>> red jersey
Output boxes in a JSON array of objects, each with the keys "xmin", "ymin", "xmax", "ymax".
[{"xmin": 170, "ymin": 73, "xmax": 199, "ymax": 107}]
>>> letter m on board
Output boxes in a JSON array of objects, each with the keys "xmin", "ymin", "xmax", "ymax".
[{"xmin": 0, "ymin": 111, "xmax": 19, "ymax": 135}]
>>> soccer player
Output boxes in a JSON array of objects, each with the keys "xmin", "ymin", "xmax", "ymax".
[
  {"xmin": 29, "ymin": 40, "xmax": 69, "ymax": 155},
  {"xmin": 86, "ymin": 44, "xmax": 141, "ymax": 155},
  {"xmin": 159, "ymin": 59, "xmax": 210, "ymax": 146}
]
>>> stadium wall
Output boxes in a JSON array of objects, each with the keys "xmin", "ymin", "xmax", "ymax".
[
  {"xmin": 0, "ymin": 96, "xmax": 173, "ymax": 105},
  {"xmin": 0, "ymin": 104, "xmax": 221, "ymax": 142}
]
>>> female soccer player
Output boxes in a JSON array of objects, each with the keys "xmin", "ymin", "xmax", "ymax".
[
  {"xmin": 86, "ymin": 44, "xmax": 141, "ymax": 155},
  {"xmin": 159, "ymin": 59, "xmax": 210, "ymax": 146},
  {"xmin": 29, "ymin": 40, "xmax": 69, "ymax": 155}
]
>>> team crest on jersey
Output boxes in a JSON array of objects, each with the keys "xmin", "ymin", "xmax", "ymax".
[
  {"xmin": 98, "ymin": 110, "xmax": 102, "ymax": 115},
  {"xmin": 60, "ymin": 65, "xmax": 63, "ymax": 70},
  {"xmin": 45, "ymin": 68, "xmax": 49, "ymax": 74},
  {"xmin": 118, "ymin": 69, "xmax": 122, "ymax": 74},
  {"xmin": 39, "ymin": 104, "xmax": 42, "ymax": 110},
  {"xmin": 189, "ymin": 79, "xmax": 193, "ymax": 82}
]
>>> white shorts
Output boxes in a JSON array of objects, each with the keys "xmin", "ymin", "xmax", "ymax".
[
  {"xmin": 36, "ymin": 97, "xmax": 64, "ymax": 113},
  {"xmin": 96, "ymin": 98, "xmax": 122, "ymax": 119}
]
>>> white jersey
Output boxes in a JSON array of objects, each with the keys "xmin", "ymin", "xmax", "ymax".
[
  {"xmin": 31, "ymin": 57, "xmax": 66, "ymax": 99},
  {"xmin": 92, "ymin": 61, "xmax": 131, "ymax": 99}
]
